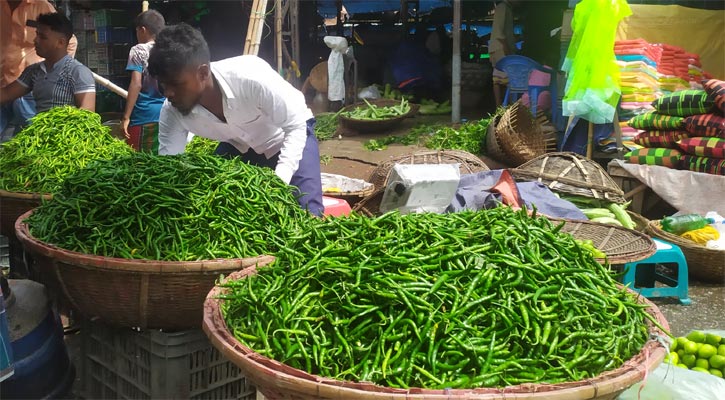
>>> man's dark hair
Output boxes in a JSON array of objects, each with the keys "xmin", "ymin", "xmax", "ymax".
[
  {"xmin": 135, "ymin": 9, "xmax": 165, "ymax": 36},
  {"xmin": 148, "ymin": 23, "xmax": 210, "ymax": 78},
  {"xmin": 37, "ymin": 12, "xmax": 73, "ymax": 41}
]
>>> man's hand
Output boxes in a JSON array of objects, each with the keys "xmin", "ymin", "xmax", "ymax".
[{"xmin": 121, "ymin": 117, "xmax": 131, "ymax": 139}]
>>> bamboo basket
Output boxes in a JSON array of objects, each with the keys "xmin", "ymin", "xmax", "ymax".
[
  {"xmin": 338, "ymin": 99, "xmax": 419, "ymax": 134},
  {"xmin": 0, "ymin": 189, "xmax": 51, "ymax": 240},
  {"xmin": 354, "ymin": 150, "xmax": 490, "ymax": 216},
  {"xmin": 647, "ymin": 220, "xmax": 725, "ymax": 284},
  {"xmin": 512, "ymin": 152, "xmax": 627, "ymax": 204},
  {"xmin": 628, "ymin": 211, "xmax": 650, "ymax": 233},
  {"xmin": 485, "ymin": 101, "xmax": 546, "ymax": 167},
  {"xmin": 321, "ymin": 173, "xmax": 375, "ymax": 207},
  {"xmin": 15, "ymin": 209, "xmax": 275, "ymax": 330},
  {"xmin": 551, "ymin": 217, "xmax": 657, "ymax": 265},
  {"xmin": 203, "ymin": 268, "xmax": 669, "ymax": 400}
]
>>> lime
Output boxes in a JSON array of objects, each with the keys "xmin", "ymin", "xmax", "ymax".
[
  {"xmin": 710, "ymin": 369, "xmax": 723, "ymax": 378},
  {"xmin": 677, "ymin": 363, "xmax": 688, "ymax": 369},
  {"xmin": 677, "ymin": 349, "xmax": 686, "ymax": 358},
  {"xmin": 671, "ymin": 339, "xmax": 679, "ymax": 352},
  {"xmin": 698, "ymin": 344, "xmax": 718, "ymax": 359},
  {"xmin": 705, "ymin": 333, "xmax": 722, "ymax": 347},
  {"xmin": 676, "ymin": 337, "xmax": 690, "ymax": 348},
  {"xmin": 695, "ymin": 358, "xmax": 710, "ymax": 370},
  {"xmin": 691, "ymin": 367, "xmax": 710, "ymax": 374},
  {"xmin": 682, "ymin": 354, "xmax": 697, "ymax": 368},
  {"xmin": 664, "ymin": 352, "xmax": 679, "ymax": 365},
  {"xmin": 687, "ymin": 331, "xmax": 707, "ymax": 343},
  {"xmin": 710, "ymin": 354, "xmax": 725, "ymax": 369},
  {"xmin": 719, "ymin": 344, "xmax": 725, "ymax": 357},
  {"xmin": 684, "ymin": 341, "xmax": 699, "ymax": 355}
]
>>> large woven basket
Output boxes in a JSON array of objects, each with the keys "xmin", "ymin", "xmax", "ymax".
[
  {"xmin": 513, "ymin": 152, "xmax": 627, "ymax": 204},
  {"xmin": 354, "ymin": 150, "xmax": 490, "ymax": 216},
  {"xmin": 15, "ymin": 209, "xmax": 275, "ymax": 330},
  {"xmin": 203, "ymin": 268, "xmax": 668, "ymax": 400},
  {"xmin": 338, "ymin": 99, "xmax": 419, "ymax": 134},
  {"xmin": 485, "ymin": 100, "xmax": 546, "ymax": 167},
  {"xmin": 550, "ymin": 217, "xmax": 657, "ymax": 265},
  {"xmin": 647, "ymin": 220, "xmax": 725, "ymax": 284},
  {"xmin": 0, "ymin": 189, "xmax": 51, "ymax": 240}
]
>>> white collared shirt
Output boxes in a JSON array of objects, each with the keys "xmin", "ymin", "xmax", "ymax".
[{"xmin": 158, "ymin": 55, "xmax": 313, "ymax": 184}]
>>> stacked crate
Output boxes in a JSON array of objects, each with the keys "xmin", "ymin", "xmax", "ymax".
[{"xmin": 91, "ymin": 9, "xmax": 132, "ymax": 76}]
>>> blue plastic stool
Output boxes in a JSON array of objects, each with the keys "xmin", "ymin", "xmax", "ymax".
[
  {"xmin": 622, "ymin": 238, "xmax": 691, "ymax": 305},
  {"xmin": 494, "ymin": 55, "xmax": 561, "ymax": 129}
]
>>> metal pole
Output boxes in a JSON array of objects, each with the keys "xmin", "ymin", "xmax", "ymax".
[{"xmin": 451, "ymin": 0, "xmax": 461, "ymax": 123}]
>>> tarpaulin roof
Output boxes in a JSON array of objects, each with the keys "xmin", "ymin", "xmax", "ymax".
[{"xmin": 317, "ymin": 0, "xmax": 453, "ymax": 18}]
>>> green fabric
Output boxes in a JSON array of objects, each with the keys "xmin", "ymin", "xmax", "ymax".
[
  {"xmin": 562, "ymin": 0, "xmax": 631, "ymax": 124},
  {"xmin": 628, "ymin": 112, "xmax": 684, "ymax": 130},
  {"xmin": 624, "ymin": 147, "xmax": 682, "ymax": 168},
  {"xmin": 652, "ymin": 90, "xmax": 714, "ymax": 117},
  {"xmin": 677, "ymin": 137, "xmax": 725, "ymax": 158},
  {"xmin": 681, "ymin": 155, "xmax": 725, "ymax": 175}
]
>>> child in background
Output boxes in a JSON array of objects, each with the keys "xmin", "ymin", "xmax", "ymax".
[{"xmin": 121, "ymin": 10, "xmax": 165, "ymax": 152}]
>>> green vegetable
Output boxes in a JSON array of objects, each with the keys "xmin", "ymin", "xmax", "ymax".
[
  {"xmin": 0, "ymin": 106, "xmax": 133, "ymax": 193},
  {"xmin": 581, "ymin": 208, "xmax": 616, "ymax": 219},
  {"xmin": 314, "ymin": 112, "xmax": 340, "ymax": 141},
  {"xmin": 342, "ymin": 98, "xmax": 410, "ymax": 120},
  {"xmin": 26, "ymin": 152, "xmax": 312, "ymax": 261},
  {"xmin": 220, "ymin": 206, "xmax": 657, "ymax": 389},
  {"xmin": 185, "ymin": 135, "xmax": 219, "ymax": 155},
  {"xmin": 608, "ymin": 202, "xmax": 636, "ymax": 230},
  {"xmin": 591, "ymin": 216, "xmax": 624, "ymax": 226}
]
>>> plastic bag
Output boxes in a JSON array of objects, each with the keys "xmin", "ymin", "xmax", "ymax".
[
  {"xmin": 357, "ymin": 84, "xmax": 381, "ymax": 100},
  {"xmin": 562, "ymin": 0, "xmax": 631, "ymax": 124},
  {"xmin": 680, "ymin": 225, "xmax": 720, "ymax": 245}
]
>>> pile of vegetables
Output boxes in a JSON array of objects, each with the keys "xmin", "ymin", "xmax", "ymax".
[
  {"xmin": 342, "ymin": 98, "xmax": 410, "ymax": 121},
  {"xmin": 313, "ymin": 112, "xmax": 339, "ymax": 141},
  {"xmin": 562, "ymin": 195, "xmax": 636, "ymax": 229},
  {"xmin": 0, "ymin": 106, "xmax": 133, "ymax": 193},
  {"xmin": 220, "ymin": 207, "xmax": 661, "ymax": 389},
  {"xmin": 364, "ymin": 118, "xmax": 494, "ymax": 154},
  {"xmin": 379, "ymin": 83, "xmax": 413, "ymax": 102},
  {"xmin": 665, "ymin": 330, "xmax": 725, "ymax": 379},
  {"xmin": 185, "ymin": 135, "xmax": 219, "ymax": 156},
  {"xmin": 418, "ymin": 99, "xmax": 452, "ymax": 115},
  {"xmin": 27, "ymin": 152, "xmax": 312, "ymax": 261}
]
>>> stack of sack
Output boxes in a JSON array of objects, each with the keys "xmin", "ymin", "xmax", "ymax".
[
  {"xmin": 624, "ymin": 80, "xmax": 725, "ymax": 175},
  {"xmin": 615, "ymin": 39, "xmax": 662, "ymax": 108}
]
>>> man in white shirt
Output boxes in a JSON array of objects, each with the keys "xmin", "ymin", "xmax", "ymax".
[{"xmin": 148, "ymin": 23, "xmax": 323, "ymax": 216}]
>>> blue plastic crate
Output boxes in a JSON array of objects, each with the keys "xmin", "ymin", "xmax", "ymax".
[{"xmin": 95, "ymin": 27, "xmax": 133, "ymax": 44}]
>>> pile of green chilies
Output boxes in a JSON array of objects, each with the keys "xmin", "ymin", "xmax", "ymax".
[
  {"xmin": 220, "ymin": 207, "xmax": 660, "ymax": 389},
  {"xmin": 185, "ymin": 135, "xmax": 219, "ymax": 155},
  {"xmin": 0, "ymin": 106, "xmax": 133, "ymax": 193},
  {"xmin": 27, "ymin": 152, "xmax": 312, "ymax": 261}
]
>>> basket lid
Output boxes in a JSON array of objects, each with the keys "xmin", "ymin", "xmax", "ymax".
[{"xmin": 512, "ymin": 152, "xmax": 627, "ymax": 204}]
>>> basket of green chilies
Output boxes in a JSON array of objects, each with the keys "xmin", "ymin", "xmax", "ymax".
[
  {"xmin": 14, "ymin": 152, "xmax": 315, "ymax": 329},
  {"xmin": 204, "ymin": 207, "xmax": 670, "ymax": 399},
  {"xmin": 338, "ymin": 99, "xmax": 418, "ymax": 134}
]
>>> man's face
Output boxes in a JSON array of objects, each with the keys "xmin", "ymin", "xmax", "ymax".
[
  {"xmin": 34, "ymin": 25, "xmax": 66, "ymax": 59},
  {"xmin": 157, "ymin": 65, "xmax": 207, "ymax": 116}
]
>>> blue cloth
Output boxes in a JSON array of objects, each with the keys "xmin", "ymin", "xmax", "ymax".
[
  {"xmin": 615, "ymin": 54, "xmax": 657, "ymax": 67},
  {"xmin": 560, "ymin": 116, "xmax": 614, "ymax": 155},
  {"xmin": 214, "ymin": 118, "xmax": 324, "ymax": 216},
  {"xmin": 0, "ymin": 95, "xmax": 36, "ymax": 140},
  {"xmin": 447, "ymin": 170, "xmax": 587, "ymax": 220},
  {"xmin": 126, "ymin": 43, "xmax": 165, "ymax": 126},
  {"xmin": 390, "ymin": 41, "xmax": 442, "ymax": 90}
]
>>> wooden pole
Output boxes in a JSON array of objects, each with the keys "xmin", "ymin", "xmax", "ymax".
[
  {"xmin": 451, "ymin": 0, "xmax": 461, "ymax": 123},
  {"xmin": 586, "ymin": 121, "xmax": 594, "ymax": 159},
  {"xmin": 275, "ymin": 0, "xmax": 282, "ymax": 71},
  {"xmin": 93, "ymin": 72, "xmax": 128, "ymax": 99},
  {"xmin": 244, "ymin": 0, "xmax": 269, "ymax": 56}
]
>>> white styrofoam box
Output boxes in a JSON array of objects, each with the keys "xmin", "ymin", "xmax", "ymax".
[{"xmin": 380, "ymin": 164, "xmax": 461, "ymax": 214}]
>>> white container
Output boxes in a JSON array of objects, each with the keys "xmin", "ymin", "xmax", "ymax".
[{"xmin": 379, "ymin": 164, "xmax": 461, "ymax": 214}]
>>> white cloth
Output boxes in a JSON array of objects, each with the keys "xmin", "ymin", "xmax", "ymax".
[
  {"xmin": 158, "ymin": 55, "xmax": 313, "ymax": 184},
  {"xmin": 615, "ymin": 160, "xmax": 725, "ymax": 216},
  {"xmin": 323, "ymin": 36, "xmax": 348, "ymax": 102}
]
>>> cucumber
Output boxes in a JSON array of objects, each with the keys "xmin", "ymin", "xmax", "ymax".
[{"xmin": 591, "ymin": 216, "xmax": 624, "ymax": 226}]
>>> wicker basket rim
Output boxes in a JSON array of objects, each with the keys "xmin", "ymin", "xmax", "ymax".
[
  {"xmin": 204, "ymin": 269, "xmax": 668, "ymax": 399},
  {"xmin": 549, "ymin": 217, "xmax": 657, "ymax": 264},
  {"xmin": 14, "ymin": 209, "xmax": 276, "ymax": 273},
  {"xmin": 0, "ymin": 188, "xmax": 53, "ymax": 200}
]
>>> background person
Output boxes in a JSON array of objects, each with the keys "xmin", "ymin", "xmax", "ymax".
[
  {"xmin": 148, "ymin": 23, "xmax": 324, "ymax": 216},
  {"xmin": 121, "ymin": 9, "xmax": 166, "ymax": 153},
  {"xmin": 0, "ymin": 12, "xmax": 95, "ymax": 115}
]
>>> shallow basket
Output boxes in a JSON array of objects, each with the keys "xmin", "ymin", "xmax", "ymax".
[
  {"xmin": 647, "ymin": 220, "xmax": 725, "ymax": 284},
  {"xmin": 0, "ymin": 189, "xmax": 52, "ymax": 240},
  {"xmin": 338, "ymin": 99, "xmax": 419, "ymax": 134},
  {"xmin": 15, "ymin": 209, "xmax": 275, "ymax": 330},
  {"xmin": 354, "ymin": 150, "xmax": 490, "ymax": 216},
  {"xmin": 550, "ymin": 217, "xmax": 657, "ymax": 265},
  {"xmin": 512, "ymin": 152, "xmax": 626, "ymax": 204},
  {"xmin": 321, "ymin": 173, "xmax": 375, "ymax": 207},
  {"xmin": 203, "ymin": 268, "xmax": 668, "ymax": 400}
]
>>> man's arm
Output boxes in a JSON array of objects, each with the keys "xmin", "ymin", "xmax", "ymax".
[
  {"xmin": 0, "ymin": 81, "xmax": 31, "ymax": 105},
  {"xmin": 74, "ymin": 91, "xmax": 95, "ymax": 111},
  {"xmin": 158, "ymin": 103, "xmax": 190, "ymax": 155}
]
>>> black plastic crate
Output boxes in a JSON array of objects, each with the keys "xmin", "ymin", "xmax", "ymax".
[{"xmin": 80, "ymin": 319, "xmax": 256, "ymax": 400}]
